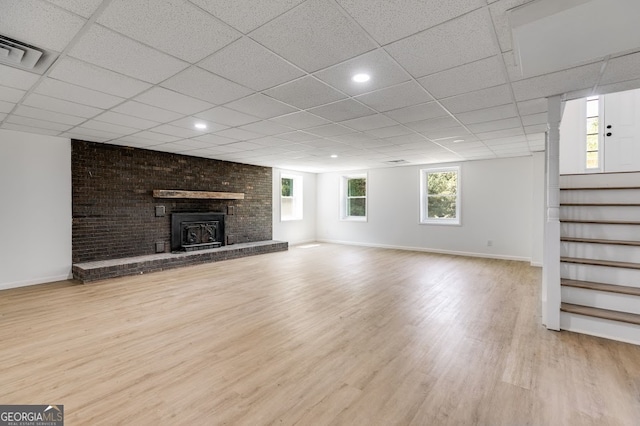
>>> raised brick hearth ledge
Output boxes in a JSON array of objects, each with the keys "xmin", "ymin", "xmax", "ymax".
[{"xmin": 72, "ymin": 240, "xmax": 288, "ymax": 283}]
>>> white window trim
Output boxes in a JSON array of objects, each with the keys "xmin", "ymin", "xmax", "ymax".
[
  {"xmin": 419, "ymin": 166, "xmax": 461, "ymax": 226},
  {"xmin": 340, "ymin": 173, "xmax": 367, "ymax": 222},
  {"xmin": 280, "ymin": 172, "xmax": 303, "ymax": 221}
]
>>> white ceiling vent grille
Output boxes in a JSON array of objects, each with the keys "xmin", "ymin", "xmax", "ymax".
[
  {"xmin": 0, "ymin": 35, "xmax": 58, "ymax": 74},
  {"xmin": 384, "ymin": 159, "xmax": 409, "ymax": 165}
]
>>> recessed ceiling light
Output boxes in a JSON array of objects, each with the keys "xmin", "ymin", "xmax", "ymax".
[
  {"xmin": 330, "ymin": 154, "xmax": 338, "ymax": 158},
  {"xmin": 352, "ymin": 73, "xmax": 370, "ymax": 83},
  {"xmin": 194, "ymin": 123, "xmax": 207, "ymax": 130}
]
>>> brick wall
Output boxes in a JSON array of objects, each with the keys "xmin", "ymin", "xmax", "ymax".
[{"xmin": 72, "ymin": 140, "xmax": 272, "ymax": 263}]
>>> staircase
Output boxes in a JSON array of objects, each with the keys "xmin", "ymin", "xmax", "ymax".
[{"xmin": 559, "ymin": 171, "xmax": 640, "ymax": 345}]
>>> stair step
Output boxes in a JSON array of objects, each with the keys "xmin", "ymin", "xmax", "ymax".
[
  {"xmin": 560, "ymin": 219, "xmax": 640, "ymax": 225},
  {"xmin": 561, "ymin": 237, "xmax": 640, "ymax": 247},
  {"xmin": 560, "ymin": 303, "xmax": 640, "ymax": 326},
  {"xmin": 560, "ymin": 186, "xmax": 640, "ymax": 190},
  {"xmin": 561, "ymin": 203, "xmax": 640, "ymax": 206},
  {"xmin": 561, "ymin": 257, "xmax": 640, "ymax": 270},
  {"xmin": 561, "ymin": 279, "xmax": 640, "ymax": 296}
]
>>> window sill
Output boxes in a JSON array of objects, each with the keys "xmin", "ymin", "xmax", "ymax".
[
  {"xmin": 419, "ymin": 220, "xmax": 461, "ymax": 226},
  {"xmin": 341, "ymin": 216, "xmax": 367, "ymax": 222}
]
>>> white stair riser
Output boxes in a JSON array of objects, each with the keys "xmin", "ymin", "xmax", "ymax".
[
  {"xmin": 560, "ymin": 312, "xmax": 640, "ymax": 345},
  {"xmin": 561, "ymin": 287, "xmax": 640, "ymax": 315},
  {"xmin": 560, "ymin": 188, "xmax": 640, "ymax": 204},
  {"xmin": 561, "ymin": 222, "xmax": 640, "ymax": 240},
  {"xmin": 560, "ymin": 205, "xmax": 640, "ymax": 221},
  {"xmin": 560, "ymin": 172, "xmax": 640, "ymax": 188},
  {"xmin": 561, "ymin": 241, "xmax": 640, "ymax": 263},
  {"xmin": 561, "ymin": 263, "xmax": 640, "ymax": 289}
]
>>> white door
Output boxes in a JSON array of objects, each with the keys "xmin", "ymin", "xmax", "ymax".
[{"xmin": 603, "ymin": 90, "xmax": 640, "ymax": 172}]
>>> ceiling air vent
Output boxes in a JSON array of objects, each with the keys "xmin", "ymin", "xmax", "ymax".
[
  {"xmin": 0, "ymin": 35, "xmax": 58, "ymax": 74},
  {"xmin": 384, "ymin": 159, "xmax": 409, "ymax": 165}
]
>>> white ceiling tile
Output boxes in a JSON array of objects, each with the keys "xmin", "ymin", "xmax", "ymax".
[
  {"xmin": 172, "ymin": 138, "xmax": 214, "ymax": 149},
  {"xmin": 385, "ymin": 8, "xmax": 498, "ymax": 78},
  {"xmin": 190, "ymin": 0, "xmax": 305, "ymax": 34},
  {"xmin": 133, "ymin": 131, "xmax": 180, "ymax": 142},
  {"xmin": 265, "ymin": 76, "xmax": 346, "ymax": 109},
  {"xmin": 194, "ymin": 106, "xmax": 260, "ymax": 126},
  {"xmin": 213, "ymin": 128, "xmax": 262, "ymax": 141},
  {"xmin": 81, "ymin": 119, "xmax": 139, "ymax": 136},
  {"xmin": 35, "ymin": 78, "xmax": 124, "ymax": 109},
  {"xmin": 48, "ymin": 57, "xmax": 152, "ymax": 98},
  {"xmin": 336, "ymin": 0, "xmax": 485, "ymax": 45},
  {"xmin": 238, "ymin": 121, "xmax": 292, "ymax": 136},
  {"xmin": 270, "ymin": 111, "xmax": 330, "ymax": 129},
  {"xmin": 440, "ymin": 84, "xmax": 513, "ymax": 114},
  {"xmin": 0, "ymin": 101, "xmax": 16, "ymax": 113},
  {"xmin": 276, "ymin": 131, "xmax": 318, "ymax": 142},
  {"xmin": 222, "ymin": 141, "xmax": 263, "ymax": 150},
  {"xmin": 511, "ymin": 63, "xmax": 602, "ymax": 102},
  {"xmin": 600, "ymin": 52, "xmax": 640, "ymax": 86},
  {"xmin": 161, "ymin": 67, "xmax": 252, "ymax": 105},
  {"xmin": 314, "ymin": 49, "xmax": 411, "ymax": 96},
  {"xmin": 199, "ymin": 37, "xmax": 304, "ymax": 91},
  {"xmin": 307, "ymin": 99, "xmax": 376, "ymax": 121},
  {"xmin": 483, "ymin": 135, "xmax": 527, "ymax": 146},
  {"xmin": 0, "ymin": 65, "xmax": 40, "ymax": 91},
  {"xmin": 250, "ymin": 137, "xmax": 295, "ymax": 147},
  {"xmin": 456, "ymin": 103, "xmax": 518, "ymax": 125},
  {"xmin": 0, "ymin": 86, "xmax": 26, "ymax": 103},
  {"xmin": 169, "ymin": 117, "xmax": 228, "ymax": 133},
  {"xmin": 489, "ymin": 0, "xmax": 536, "ymax": 53},
  {"xmin": 340, "ymin": 114, "xmax": 397, "ymax": 131},
  {"xmin": 225, "ymin": 94, "xmax": 297, "ymax": 119},
  {"xmin": 22, "ymin": 93, "xmax": 103, "ymax": 118},
  {"xmin": 113, "ymin": 101, "xmax": 184, "ymax": 122},
  {"xmin": 0, "ymin": 0, "xmax": 85, "ymax": 51},
  {"xmin": 383, "ymin": 133, "xmax": 427, "ymax": 146},
  {"xmin": 306, "ymin": 123, "xmax": 355, "ymax": 137},
  {"xmin": 384, "ymin": 101, "xmax": 449, "ymax": 124},
  {"xmin": 45, "ymin": 0, "xmax": 104, "ymax": 18},
  {"xmin": 524, "ymin": 124, "xmax": 547, "ymax": 134},
  {"xmin": 0, "ymin": 113, "xmax": 6, "ymax": 121},
  {"xmin": 69, "ymin": 25, "xmax": 189, "ymax": 84},
  {"xmin": 405, "ymin": 116, "xmax": 459, "ymax": 132},
  {"xmin": 418, "ymin": 55, "xmax": 507, "ymax": 99},
  {"xmin": 152, "ymin": 124, "xmax": 203, "ymax": 139},
  {"xmin": 475, "ymin": 127, "xmax": 524, "ymax": 141},
  {"xmin": 250, "ymin": 0, "xmax": 376, "ymax": 72},
  {"xmin": 109, "ymin": 137, "xmax": 159, "ymax": 148},
  {"xmin": 192, "ymin": 134, "xmax": 237, "ymax": 145},
  {"xmin": 150, "ymin": 142, "xmax": 196, "ymax": 153},
  {"xmin": 6, "ymin": 115, "xmax": 71, "ymax": 132},
  {"xmin": 134, "ymin": 87, "xmax": 214, "ymax": 115},
  {"xmin": 14, "ymin": 105, "xmax": 85, "ymax": 126},
  {"xmin": 466, "ymin": 117, "xmax": 522, "ymax": 133},
  {"xmin": 521, "ymin": 113, "xmax": 548, "ymax": 127},
  {"xmin": 364, "ymin": 125, "xmax": 413, "ymax": 138},
  {"xmin": 354, "ymin": 81, "xmax": 433, "ymax": 112},
  {"xmin": 95, "ymin": 111, "xmax": 160, "ymax": 130},
  {"xmin": 422, "ymin": 126, "xmax": 471, "ymax": 141},
  {"xmin": 517, "ymin": 99, "xmax": 548, "ymax": 116},
  {"xmin": 596, "ymin": 79, "xmax": 640, "ymax": 96},
  {"xmin": 2, "ymin": 123, "xmax": 61, "ymax": 136},
  {"xmin": 98, "ymin": 0, "xmax": 240, "ymax": 63}
]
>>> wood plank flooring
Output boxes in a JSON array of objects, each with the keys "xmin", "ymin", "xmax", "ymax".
[{"xmin": 1, "ymin": 243, "xmax": 639, "ymax": 425}]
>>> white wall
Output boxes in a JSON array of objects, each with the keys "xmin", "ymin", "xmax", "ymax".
[
  {"xmin": 0, "ymin": 129, "xmax": 72, "ymax": 289},
  {"xmin": 317, "ymin": 156, "xmax": 543, "ymax": 262},
  {"xmin": 560, "ymin": 98, "xmax": 586, "ymax": 174},
  {"xmin": 272, "ymin": 168, "xmax": 317, "ymax": 245}
]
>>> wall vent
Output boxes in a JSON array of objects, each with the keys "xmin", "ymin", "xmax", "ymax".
[
  {"xmin": 0, "ymin": 35, "xmax": 58, "ymax": 74},
  {"xmin": 384, "ymin": 159, "xmax": 409, "ymax": 165}
]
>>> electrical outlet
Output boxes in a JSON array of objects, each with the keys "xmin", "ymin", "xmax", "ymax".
[{"xmin": 487, "ymin": 240, "xmax": 493, "ymax": 247}]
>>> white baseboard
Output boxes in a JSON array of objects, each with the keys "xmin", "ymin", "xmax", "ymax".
[
  {"xmin": 0, "ymin": 272, "xmax": 73, "ymax": 291},
  {"xmin": 530, "ymin": 261, "xmax": 543, "ymax": 267},
  {"xmin": 287, "ymin": 239, "xmax": 318, "ymax": 247},
  {"xmin": 316, "ymin": 239, "xmax": 532, "ymax": 263}
]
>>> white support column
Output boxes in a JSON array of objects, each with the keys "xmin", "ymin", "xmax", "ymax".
[{"xmin": 543, "ymin": 95, "xmax": 562, "ymax": 330}]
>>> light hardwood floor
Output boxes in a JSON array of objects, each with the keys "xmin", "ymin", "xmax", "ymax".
[{"xmin": 1, "ymin": 244, "xmax": 639, "ymax": 425}]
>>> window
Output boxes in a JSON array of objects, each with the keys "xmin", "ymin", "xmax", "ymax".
[
  {"xmin": 420, "ymin": 166, "xmax": 461, "ymax": 225},
  {"xmin": 586, "ymin": 96, "xmax": 600, "ymax": 169},
  {"xmin": 280, "ymin": 173, "xmax": 302, "ymax": 221},
  {"xmin": 341, "ymin": 174, "xmax": 367, "ymax": 221}
]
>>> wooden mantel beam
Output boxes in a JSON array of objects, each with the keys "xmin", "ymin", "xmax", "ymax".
[{"xmin": 153, "ymin": 189, "xmax": 245, "ymax": 200}]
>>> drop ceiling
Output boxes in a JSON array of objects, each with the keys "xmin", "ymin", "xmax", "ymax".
[{"xmin": 1, "ymin": 0, "xmax": 640, "ymax": 172}]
